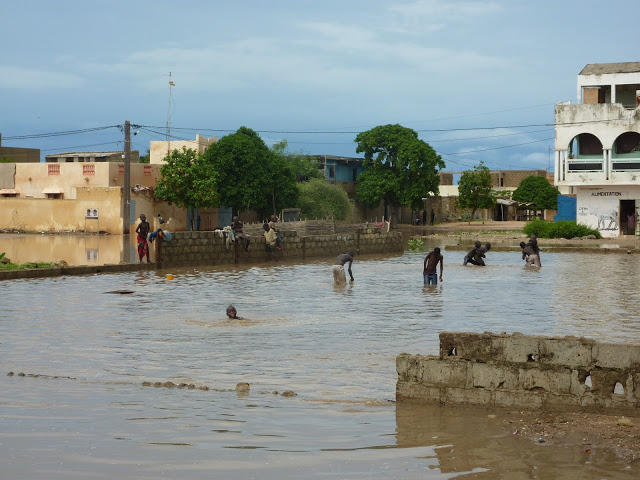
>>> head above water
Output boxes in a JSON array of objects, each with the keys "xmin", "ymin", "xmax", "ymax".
[
  {"xmin": 434, "ymin": 247, "xmax": 441, "ymax": 255},
  {"xmin": 226, "ymin": 305, "xmax": 237, "ymax": 319},
  {"xmin": 475, "ymin": 240, "xmax": 481, "ymax": 248},
  {"xmin": 520, "ymin": 242, "xmax": 526, "ymax": 248},
  {"xmin": 347, "ymin": 250, "xmax": 355, "ymax": 258},
  {"xmin": 485, "ymin": 242, "xmax": 491, "ymax": 251},
  {"xmin": 140, "ymin": 214, "xmax": 146, "ymax": 221}
]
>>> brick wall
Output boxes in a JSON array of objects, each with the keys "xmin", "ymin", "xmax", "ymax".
[
  {"xmin": 397, "ymin": 331, "xmax": 640, "ymax": 414},
  {"xmin": 157, "ymin": 227, "xmax": 404, "ymax": 268}
]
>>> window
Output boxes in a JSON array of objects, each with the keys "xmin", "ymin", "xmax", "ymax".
[
  {"xmin": 353, "ymin": 167, "xmax": 358, "ymax": 181},
  {"xmin": 48, "ymin": 164, "xmax": 60, "ymax": 175},
  {"xmin": 144, "ymin": 165, "xmax": 152, "ymax": 176},
  {"xmin": 83, "ymin": 164, "xmax": 95, "ymax": 175},
  {"xmin": 46, "ymin": 193, "xmax": 63, "ymax": 199},
  {"xmin": 328, "ymin": 166, "xmax": 335, "ymax": 178}
]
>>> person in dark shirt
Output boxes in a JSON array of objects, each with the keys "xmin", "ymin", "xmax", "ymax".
[
  {"xmin": 135, "ymin": 214, "xmax": 151, "ymax": 263},
  {"xmin": 333, "ymin": 251, "xmax": 354, "ymax": 285}
]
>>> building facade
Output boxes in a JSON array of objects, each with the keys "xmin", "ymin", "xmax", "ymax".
[
  {"xmin": 45, "ymin": 151, "xmax": 140, "ymax": 163},
  {"xmin": 554, "ymin": 62, "xmax": 640, "ymax": 237},
  {"xmin": 149, "ymin": 134, "xmax": 217, "ymax": 164}
]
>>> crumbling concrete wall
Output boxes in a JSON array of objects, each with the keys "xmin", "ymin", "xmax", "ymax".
[{"xmin": 397, "ymin": 332, "xmax": 640, "ymax": 414}]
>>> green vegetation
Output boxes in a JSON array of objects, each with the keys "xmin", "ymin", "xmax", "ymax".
[
  {"xmin": 0, "ymin": 260, "xmax": 59, "ymax": 271},
  {"xmin": 457, "ymin": 162, "xmax": 496, "ymax": 224},
  {"xmin": 297, "ymin": 178, "xmax": 352, "ymax": 220},
  {"xmin": 407, "ymin": 238, "xmax": 424, "ymax": 250},
  {"xmin": 523, "ymin": 218, "xmax": 601, "ymax": 239},
  {"xmin": 271, "ymin": 140, "xmax": 322, "ymax": 182},
  {"xmin": 512, "ymin": 175, "xmax": 560, "ymax": 210},
  {"xmin": 154, "ymin": 147, "xmax": 219, "ymax": 210},
  {"xmin": 355, "ymin": 124, "xmax": 444, "ymax": 219},
  {"xmin": 139, "ymin": 149, "xmax": 150, "ymax": 164},
  {"xmin": 204, "ymin": 127, "xmax": 298, "ymax": 218}
]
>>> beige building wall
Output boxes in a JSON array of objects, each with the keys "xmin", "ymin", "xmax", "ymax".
[
  {"xmin": 14, "ymin": 163, "xmax": 162, "ymax": 199},
  {"xmin": 0, "ymin": 186, "xmax": 188, "ymax": 234},
  {"xmin": 150, "ymin": 134, "xmax": 217, "ymax": 164},
  {"xmin": 0, "ymin": 164, "xmax": 15, "ymax": 189}
]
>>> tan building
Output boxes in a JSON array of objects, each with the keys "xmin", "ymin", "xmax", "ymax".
[
  {"xmin": 45, "ymin": 151, "xmax": 140, "ymax": 163},
  {"xmin": 150, "ymin": 134, "xmax": 217, "ymax": 164},
  {"xmin": 0, "ymin": 161, "xmax": 187, "ymax": 233}
]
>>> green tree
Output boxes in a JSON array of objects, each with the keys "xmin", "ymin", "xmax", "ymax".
[
  {"xmin": 204, "ymin": 127, "xmax": 297, "ymax": 218},
  {"xmin": 457, "ymin": 161, "xmax": 496, "ymax": 224},
  {"xmin": 139, "ymin": 149, "xmax": 150, "ymax": 164},
  {"xmin": 354, "ymin": 124, "xmax": 444, "ymax": 222},
  {"xmin": 271, "ymin": 139, "xmax": 322, "ymax": 181},
  {"xmin": 512, "ymin": 175, "xmax": 560, "ymax": 210},
  {"xmin": 154, "ymin": 147, "xmax": 218, "ymax": 209},
  {"xmin": 298, "ymin": 178, "xmax": 352, "ymax": 220}
]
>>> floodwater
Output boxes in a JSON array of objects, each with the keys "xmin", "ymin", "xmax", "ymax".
[
  {"xmin": 2, "ymin": 245, "xmax": 640, "ymax": 479},
  {"xmin": 0, "ymin": 233, "xmax": 146, "ymax": 266}
]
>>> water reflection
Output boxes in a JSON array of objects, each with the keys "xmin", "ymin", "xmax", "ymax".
[
  {"xmin": 0, "ymin": 233, "xmax": 143, "ymax": 265},
  {"xmin": 2, "ymin": 250, "xmax": 640, "ymax": 478}
]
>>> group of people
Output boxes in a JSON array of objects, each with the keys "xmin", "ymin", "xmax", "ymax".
[
  {"xmin": 415, "ymin": 209, "xmax": 436, "ymax": 226},
  {"xmin": 229, "ymin": 215, "xmax": 284, "ymax": 260},
  {"xmin": 421, "ymin": 233, "xmax": 542, "ymax": 286},
  {"xmin": 135, "ymin": 213, "xmax": 171, "ymax": 263}
]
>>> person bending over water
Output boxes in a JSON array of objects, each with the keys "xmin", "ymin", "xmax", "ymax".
[
  {"xmin": 333, "ymin": 251, "xmax": 354, "ymax": 285},
  {"xmin": 423, "ymin": 247, "xmax": 443, "ymax": 285},
  {"xmin": 520, "ymin": 241, "xmax": 541, "ymax": 267},
  {"xmin": 463, "ymin": 241, "xmax": 481, "ymax": 266}
]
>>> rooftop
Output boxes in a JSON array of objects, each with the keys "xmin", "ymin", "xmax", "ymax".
[{"xmin": 579, "ymin": 62, "xmax": 640, "ymax": 75}]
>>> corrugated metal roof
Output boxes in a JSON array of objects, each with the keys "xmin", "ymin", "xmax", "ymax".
[{"xmin": 580, "ymin": 62, "xmax": 640, "ymax": 75}]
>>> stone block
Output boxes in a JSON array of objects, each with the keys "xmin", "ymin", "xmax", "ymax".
[
  {"xmin": 420, "ymin": 358, "xmax": 469, "ymax": 388},
  {"xmin": 519, "ymin": 366, "xmax": 572, "ymax": 395},
  {"xmin": 439, "ymin": 331, "xmax": 496, "ymax": 361},
  {"xmin": 494, "ymin": 390, "xmax": 544, "ymax": 409},
  {"xmin": 538, "ymin": 337, "xmax": 593, "ymax": 368},
  {"xmin": 442, "ymin": 386, "xmax": 492, "ymax": 406},
  {"xmin": 396, "ymin": 383, "xmax": 441, "ymax": 404},
  {"xmin": 471, "ymin": 362, "xmax": 518, "ymax": 390},
  {"xmin": 497, "ymin": 333, "xmax": 541, "ymax": 364},
  {"xmin": 593, "ymin": 341, "xmax": 640, "ymax": 369}
]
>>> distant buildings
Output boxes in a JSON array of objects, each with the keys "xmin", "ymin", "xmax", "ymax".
[{"xmin": 554, "ymin": 62, "xmax": 640, "ymax": 237}]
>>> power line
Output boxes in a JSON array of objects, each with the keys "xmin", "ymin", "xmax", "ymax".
[
  {"xmin": 2, "ymin": 125, "xmax": 120, "ymax": 140},
  {"xmin": 439, "ymin": 137, "xmax": 554, "ymax": 155}
]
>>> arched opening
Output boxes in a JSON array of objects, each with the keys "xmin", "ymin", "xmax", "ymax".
[
  {"xmin": 612, "ymin": 132, "xmax": 640, "ymax": 171},
  {"xmin": 614, "ymin": 382, "xmax": 624, "ymax": 395},
  {"xmin": 568, "ymin": 134, "xmax": 603, "ymax": 172}
]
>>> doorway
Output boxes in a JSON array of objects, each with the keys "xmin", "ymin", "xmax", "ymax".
[{"xmin": 620, "ymin": 200, "xmax": 636, "ymax": 235}]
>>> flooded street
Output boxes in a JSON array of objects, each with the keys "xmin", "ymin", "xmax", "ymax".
[{"xmin": 2, "ymin": 246, "xmax": 640, "ymax": 478}]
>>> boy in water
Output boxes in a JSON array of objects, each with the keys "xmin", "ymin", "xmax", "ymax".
[
  {"xmin": 226, "ymin": 305, "xmax": 243, "ymax": 320},
  {"xmin": 333, "ymin": 251, "xmax": 354, "ymax": 285},
  {"xmin": 520, "ymin": 241, "xmax": 541, "ymax": 267},
  {"xmin": 463, "ymin": 241, "xmax": 482, "ymax": 265},
  {"xmin": 423, "ymin": 247, "xmax": 443, "ymax": 285}
]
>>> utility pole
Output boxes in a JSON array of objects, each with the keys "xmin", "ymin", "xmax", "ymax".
[{"xmin": 123, "ymin": 120, "xmax": 131, "ymax": 234}]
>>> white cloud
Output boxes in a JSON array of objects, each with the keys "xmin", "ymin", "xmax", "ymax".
[{"xmin": 0, "ymin": 65, "xmax": 85, "ymax": 89}]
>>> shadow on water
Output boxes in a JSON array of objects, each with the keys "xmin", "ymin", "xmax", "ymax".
[{"xmin": 2, "ymin": 248, "xmax": 640, "ymax": 478}]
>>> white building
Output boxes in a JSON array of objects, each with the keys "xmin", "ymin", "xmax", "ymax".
[{"xmin": 554, "ymin": 62, "xmax": 640, "ymax": 237}]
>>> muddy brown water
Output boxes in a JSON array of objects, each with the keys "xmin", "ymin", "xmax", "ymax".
[{"xmin": 2, "ymin": 239, "xmax": 640, "ymax": 478}]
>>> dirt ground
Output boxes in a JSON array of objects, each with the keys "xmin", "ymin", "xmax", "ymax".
[{"xmin": 497, "ymin": 409, "xmax": 640, "ymax": 465}]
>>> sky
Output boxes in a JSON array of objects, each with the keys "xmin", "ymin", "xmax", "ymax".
[{"xmin": 2, "ymin": 0, "xmax": 639, "ymax": 173}]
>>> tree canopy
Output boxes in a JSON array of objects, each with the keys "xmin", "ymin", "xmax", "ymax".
[
  {"xmin": 271, "ymin": 139, "xmax": 322, "ymax": 182},
  {"xmin": 154, "ymin": 147, "xmax": 218, "ymax": 210},
  {"xmin": 297, "ymin": 178, "xmax": 352, "ymax": 220},
  {"xmin": 204, "ymin": 127, "xmax": 298, "ymax": 218},
  {"xmin": 512, "ymin": 175, "xmax": 560, "ymax": 210},
  {"xmin": 354, "ymin": 124, "xmax": 444, "ymax": 213},
  {"xmin": 457, "ymin": 161, "xmax": 496, "ymax": 223}
]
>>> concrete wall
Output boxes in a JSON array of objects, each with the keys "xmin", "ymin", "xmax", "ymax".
[
  {"xmin": 150, "ymin": 134, "xmax": 217, "ymax": 164},
  {"xmin": 397, "ymin": 332, "xmax": 640, "ymax": 414},
  {"xmin": 157, "ymin": 227, "xmax": 404, "ymax": 268},
  {"xmin": 0, "ymin": 164, "xmax": 15, "ymax": 189},
  {"xmin": 0, "ymin": 187, "xmax": 187, "ymax": 234}
]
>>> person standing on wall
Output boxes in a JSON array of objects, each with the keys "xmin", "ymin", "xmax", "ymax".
[{"xmin": 135, "ymin": 214, "xmax": 151, "ymax": 263}]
